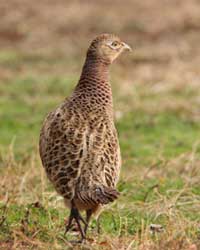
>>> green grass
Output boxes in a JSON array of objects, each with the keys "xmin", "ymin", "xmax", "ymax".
[{"xmin": 0, "ymin": 54, "xmax": 200, "ymax": 249}]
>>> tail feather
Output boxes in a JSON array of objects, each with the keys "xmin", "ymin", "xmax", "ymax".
[
  {"xmin": 77, "ymin": 186, "xmax": 120, "ymax": 205},
  {"xmin": 95, "ymin": 186, "xmax": 119, "ymax": 204}
]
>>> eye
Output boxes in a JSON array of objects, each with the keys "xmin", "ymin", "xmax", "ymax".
[{"xmin": 111, "ymin": 41, "xmax": 119, "ymax": 47}]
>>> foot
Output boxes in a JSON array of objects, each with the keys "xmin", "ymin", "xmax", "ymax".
[
  {"xmin": 64, "ymin": 219, "xmax": 79, "ymax": 233},
  {"xmin": 64, "ymin": 207, "xmax": 87, "ymax": 242}
]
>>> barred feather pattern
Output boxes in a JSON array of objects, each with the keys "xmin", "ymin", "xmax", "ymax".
[{"xmin": 39, "ymin": 43, "xmax": 121, "ymax": 211}]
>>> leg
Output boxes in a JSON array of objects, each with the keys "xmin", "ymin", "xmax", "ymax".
[
  {"xmin": 96, "ymin": 215, "xmax": 101, "ymax": 234},
  {"xmin": 64, "ymin": 200, "xmax": 87, "ymax": 243},
  {"xmin": 84, "ymin": 209, "xmax": 93, "ymax": 235},
  {"xmin": 64, "ymin": 208, "xmax": 74, "ymax": 235}
]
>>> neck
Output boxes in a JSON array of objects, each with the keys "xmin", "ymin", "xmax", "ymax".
[
  {"xmin": 79, "ymin": 56, "xmax": 110, "ymax": 83},
  {"xmin": 72, "ymin": 56, "xmax": 113, "ymax": 115}
]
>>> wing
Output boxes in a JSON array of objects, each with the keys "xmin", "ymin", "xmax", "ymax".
[
  {"xmin": 77, "ymin": 116, "xmax": 121, "ymax": 191},
  {"xmin": 39, "ymin": 105, "xmax": 87, "ymax": 200},
  {"xmin": 102, "ymin": 124, "xmax": 121, "ymax": 187},
  {"xmin": 73, "ymin": 117, "xmax": 121, "ymax": 208}
]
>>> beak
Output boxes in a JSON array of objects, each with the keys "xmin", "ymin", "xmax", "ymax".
[{"xmin": 122, "ymin": 42, "xmax": 132, "ymax": 51}]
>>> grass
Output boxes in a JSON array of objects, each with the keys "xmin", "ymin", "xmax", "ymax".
[{"xmin": 0, "ymin": 61, "xmax": 200, "ymax": 249}]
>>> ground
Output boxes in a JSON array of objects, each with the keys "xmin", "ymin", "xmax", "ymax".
[{"xmin": 0, "ymin": 0, "xmax": 200, "ymax": 249}]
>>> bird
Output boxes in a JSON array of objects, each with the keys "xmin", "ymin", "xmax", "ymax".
[{"xmin": 39, "ymin": 34, "xmax": 131, "ymax": 242}]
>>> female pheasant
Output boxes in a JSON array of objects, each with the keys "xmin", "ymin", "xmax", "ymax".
[{"xmin": 39, "ymin": 34, "xmax": 131, "ymax": 242}]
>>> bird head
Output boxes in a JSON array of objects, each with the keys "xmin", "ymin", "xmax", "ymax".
[{"xmin": 87, "ymin": 34, "xmax": 132, "ymax": 64}]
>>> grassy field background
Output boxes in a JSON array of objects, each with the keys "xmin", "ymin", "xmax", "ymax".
[{"xmin": 0, "ymin": 1, "xmax": 200, "ymax": 249}]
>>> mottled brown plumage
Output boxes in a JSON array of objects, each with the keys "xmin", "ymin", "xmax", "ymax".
[{"xmin": 39, "ymin": 34, "xmax": 131, "ymax": 242}]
